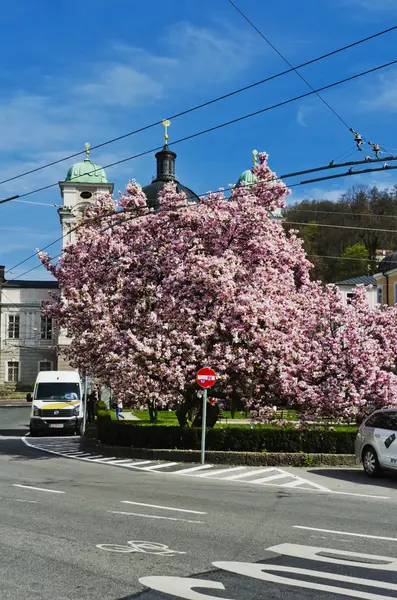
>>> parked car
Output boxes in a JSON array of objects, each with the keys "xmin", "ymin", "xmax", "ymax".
[{"xmin": 355, "ymin": 408, "xmax": 397, "ymax": 477}]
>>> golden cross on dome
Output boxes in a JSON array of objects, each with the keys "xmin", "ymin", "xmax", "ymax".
[
  {"xmin": 252, "ymin": 149, "xmax": 258, "ymax": 165},
  {"xmin": 85, "ymin": 142, "xmax": 90, "ymax": 159},
  {"xmin": 162, "ymin": 119, "xmax": 171, "ymax": 144}
]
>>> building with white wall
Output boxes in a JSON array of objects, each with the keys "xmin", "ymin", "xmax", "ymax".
[
  {"xmin": 0, "ymin": 269, "xmax": 58, "ymax": 387},
  {"xmin": 0, "ymin": 145, "xmax": 114, "ymax": 386},
  {"xmin": 336, "ymin": 275, "xmax": 377, "ymax": 307}
]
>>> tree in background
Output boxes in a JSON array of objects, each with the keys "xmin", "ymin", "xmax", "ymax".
[
  {"xmin": 285, "ymin": 184, "xmax": 397, "ymax": 282},
  {"xmin": 336, "ymin": 243, "xmax": 370, "ymax": 281}
]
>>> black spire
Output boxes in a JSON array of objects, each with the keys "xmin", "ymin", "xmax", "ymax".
[{"xmin": 154, "ymin": 144, "xmax": 177, "ymax": 182}]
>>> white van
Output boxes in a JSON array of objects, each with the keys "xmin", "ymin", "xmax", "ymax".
[{"xmin": 29, "ymin": 371, "xmax": 84, "ymax": 437}]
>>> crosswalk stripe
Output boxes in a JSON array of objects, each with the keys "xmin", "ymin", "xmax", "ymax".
[
  {"xmin": 141, "ymin": 462, "xmax": 178, "ymax": 471},
  {"xmin": 106, "ymin": 459, "xmax": 137, "ymax": 465},
  {"xmin": 250, "ymin": 472, "xmax": 290, "ymax": 483},
  {"xmin": 176, "ymin": 464, "xmax": 214, "ymax": 474},
  {"xmin": 24, "ymin": 438, "xmax": 331, "ymax": 494},
  {"xmin": 221, "ymin": 467, "xmax": 275, "ymax": 481},
  {"xmin": 196, "ymin": 466, "xmax": 246, "ymax": 478}
]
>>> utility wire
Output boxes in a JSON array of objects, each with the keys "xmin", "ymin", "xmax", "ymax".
[
  {"xmin": 6, "ymin": 160, "xmax": 397, "ymax": 282},
  {"xmin": 5, "ymin": 154, "xmax": 396, "ymax": 275},
  {"xmin": 227, "ymin": 0, "xmax": 389, "ymax": 158},
  {"xmin": 2, "ymin": 56, "xmax": 397, "ymax": 208},
  {"xmin": 286, "ymin": 208, "xmax": 397, "ymax": 220},
  {"xmin": 285, "ymin": 221, "xmax": 397, "ymax": 234},
  {"xmin": 0, "ymin": 25, "xmax": 396, "ymax": 189},
  {"xmin": 227, "ymin": 0, "xmax": 351, "ymax": 130}
]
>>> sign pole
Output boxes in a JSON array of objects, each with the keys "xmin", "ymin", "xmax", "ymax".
[{"xmin": 201, "ymin": 388, "xmax": 208, "ymax": 465}]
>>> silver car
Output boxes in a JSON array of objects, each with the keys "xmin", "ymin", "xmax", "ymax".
[{"xmin": 355, "ymin": 408, "xmax": 397, "ymax": 477}]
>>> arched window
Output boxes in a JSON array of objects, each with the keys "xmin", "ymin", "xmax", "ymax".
[{"xmin": 377, "ymin": 285, "xmax": 383, "ymax": 305}]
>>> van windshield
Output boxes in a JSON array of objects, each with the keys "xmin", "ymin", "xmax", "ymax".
[{"xmin": 35, "ymin": 383, "xmax": 80, "ymax": 401}]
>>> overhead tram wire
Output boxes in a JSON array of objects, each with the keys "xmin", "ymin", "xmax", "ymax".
[
  {"xmin": 6, "ymin": 160, "xmax": 397, "ymax": 283},
  {"xmin": 285, "ymin": 208, "xmax": 397, "ymax": 220},
  {"xmin": 227, "ymin": 0, "xmax": 350, "ymax": 130},
  {"xmin": 1, "ymin": 56, "xmax": 397, "ymax": 208},
  {"xmin": 0, "ymin": 26, "xmax": 397, "ymax": 188},
  {"xmin": 227, "ymin": 0, "xmax": 387, "ymax": 155},
  {"xmin": 5, "ymin": 151, "xmax": 397, "ymax": 274}
]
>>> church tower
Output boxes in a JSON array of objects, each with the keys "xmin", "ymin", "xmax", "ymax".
[
  {"xmin": 57, "ymin": 144, "xmax": 114, "ymax": 369},
  {"xmin": 58, "ymin": 143, "xmax": 114, "ymax": 247}
]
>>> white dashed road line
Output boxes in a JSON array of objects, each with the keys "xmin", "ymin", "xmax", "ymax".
[
  {"xmin": 121, "ymin": 500, "xmax": 207, "ymax": 515},
  {"xmin": 13, "ymin": 484, "xmax": 65, "ymax": 494}
]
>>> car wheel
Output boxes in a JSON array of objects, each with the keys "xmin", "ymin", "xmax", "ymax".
[
  {"xmin": 362, "ymin": 446, "xmax": 383, "ymax": 478},
  {"xmin": 29, "ymin": 427, "xmax": 39, "ymax": 437}
]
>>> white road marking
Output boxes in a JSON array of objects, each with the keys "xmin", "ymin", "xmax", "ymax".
[
  {"xmin": 282, "ymin": 477, "xmax": 330, "ymax": 491},
  {"xmin": 13, "ymin": 484, "xmax": 65, "ymax": 494},
  {"xmin": 122, "ymin": 460, "xmax": 156, "ymax": 467},
  {"xmin": 293, "ymin": 525, "xmax": 397, "ymax": 542},
  {"xmin": 109, "ymin": 510, "xmax": 203, "ymax": 524},
  {"xmin": 250, "ymin": 472, "xmax": 289, "ymax": 483},
  {"xmin": 121, "ymin": 500, "xmax": 206, "ymax": 515},
  {"xmin": 139, "ymin": 577, "xmax": 228, "ymax": 600},
  {"xmin": 221, "ymin": 467, "xmax": 274, "ymax": 481},
  {"xmin": 267, "ymin": 543, "xmax": 397, "ymax": 571},
  {"xmin": 215, "ymin": 561, "xmax": 397, "ymax": 599},
  {"xmin": 196, "ymin": 466, "xmax": 246, "ymax": 478},
  {"xmin": 141, "ymin": 462, "xmax": 178, "ymax": 471},
  {"xmin": 329, "ymin": 490, "xmax": 390, "ymax": 500},
  {"xmin": 176, "ymin": 464, "xmax": 214, "ymax": 474},
  {"xmin": 97, "ymin": 540, "xmax": 185, "ymax": 555},
  {"xmin": 104, "ymin": 459, "xmax": 136, "ymax": 465}
]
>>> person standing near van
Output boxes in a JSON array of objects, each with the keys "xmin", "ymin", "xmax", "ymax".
[{"xmin": 116, "ymin": 398, "xmax": 124, "ymax": 420}]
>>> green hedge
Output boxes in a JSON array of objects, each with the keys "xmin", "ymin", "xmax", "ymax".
[{"xmin": 96, "ymin": 415, "xmax": 356, "ymax": 454}]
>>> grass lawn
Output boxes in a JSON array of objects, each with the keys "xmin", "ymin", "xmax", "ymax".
[{"xmin": 104, "ymin": 408, "xmax": 356, "ymax": 431}]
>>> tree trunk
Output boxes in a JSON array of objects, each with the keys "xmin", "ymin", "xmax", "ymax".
[
  {"xmin": 176, "ymin": 388, "xmax": 199, "ymax": 427},
  {"xmin": 148, "ymin": 399, "xmax": 158, "ymax": 422}
]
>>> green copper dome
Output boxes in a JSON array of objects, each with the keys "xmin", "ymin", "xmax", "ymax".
[
  {"xmin": 64, "ymin": 158, "xmax": 108, "ymax": 184},
  {"xmin": 236, "ymin": 168, "xmax": 259, "ymax": 188}
]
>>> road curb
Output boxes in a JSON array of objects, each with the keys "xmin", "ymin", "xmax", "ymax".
[{"xmin": 81, "ymin": 438, "xmax": 358, "ymax": 467}]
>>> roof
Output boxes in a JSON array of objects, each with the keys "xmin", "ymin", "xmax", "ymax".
[
  {"xmin": 64, "ymin": 157, "xmax": 108, "ymax": 184},
  {"xmin": 236, "ymin": 169, "xmax": 259, "ymax": 188},
  {"xmin": 36, "ymin": 370, "xmax": 80, "ymax": 383},
  {"xmin": 376, "ymin": 251, "xmax": 397, "ymax": 273},
  {"xmin": 2, "ymin": 280, "xmax": 59, "ymax": 289},
  {"xmin": 336, "ymin": 275, "xmax": 376, "ymax": 286},
  {"xmin": 142, "ymin": 180, "xmax": 199, "ymax": 210}
]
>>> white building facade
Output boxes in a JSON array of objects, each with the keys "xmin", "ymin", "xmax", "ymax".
[
  {"xmin": 0, "ymin": 147, "xmax": 114, "ymax": 385},
  {"xmin": 336, "ymin": 275, "xmax": 377, "ymax": 307},
  {"xmin": 0, "ymin": 269, "xmax": 59, "ymax": 388}
]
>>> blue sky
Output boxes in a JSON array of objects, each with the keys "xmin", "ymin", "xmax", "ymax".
[{"xmin": 0, "ymin": 0, "xmax": 397, "ymax": 278}]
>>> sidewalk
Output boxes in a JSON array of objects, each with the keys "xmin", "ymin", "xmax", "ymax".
[{"xmin": 0, "ymin": 398, "xmax": 30, "ymax": 407}]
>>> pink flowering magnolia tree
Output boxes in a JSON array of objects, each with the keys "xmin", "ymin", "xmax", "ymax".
[
  {"xmin": 40, "ymin": 153, "xmax": 313, "ymax": 422},
  {"xmin": 285, "ymin": 283, "xmax": 397, "ymax": 423},
  {"xmin": 40, "ymin": 151, "xmax": 397, "ymax": 424}
]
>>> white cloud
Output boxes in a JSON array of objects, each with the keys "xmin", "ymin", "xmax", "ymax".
[
  {"xmin": 348, "ymin": 0, "xmax": 397, "ymax": 10},
  {"xmin": 75, "ymin": 65, "xmax": 164, "ymax": 107},
  {"xmin": 0, "ymin": 19, "xmax": 257, "ymax": 199},
  {"xmin": 296, "ymin": 103, "xmax": 317, "ymax": 127},
  {"xmin": 360, "ymin": 69, "xmax": 397, "ymax": 113}
]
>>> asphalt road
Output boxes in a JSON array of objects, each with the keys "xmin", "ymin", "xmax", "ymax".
[
  {"xmin": 0, "ymin": 405, "xmax": 30, "ymax": 436},
  {"xmin": 1, "ymin": 406, "xmax": 397, "ymax": 600}
]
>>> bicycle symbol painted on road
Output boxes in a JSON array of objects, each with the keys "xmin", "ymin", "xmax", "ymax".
[{"xmin": 96, "ymin": 540, "xmax": 185, "ymax": 556}]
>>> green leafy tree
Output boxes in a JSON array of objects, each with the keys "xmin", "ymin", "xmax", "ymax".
[{"xmin": 337, "ymin": 243, "xmax": 370, "ymax": 280}]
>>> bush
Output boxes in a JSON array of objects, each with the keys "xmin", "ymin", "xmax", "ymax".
[{"xmin": 96, "ymin": 416, "xmax": 356, "ymax": 454}]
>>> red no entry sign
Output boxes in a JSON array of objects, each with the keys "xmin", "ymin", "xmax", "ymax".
[{"xmin": 196, "ymin": 367, "xmax": 216, "ymax": 389}]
